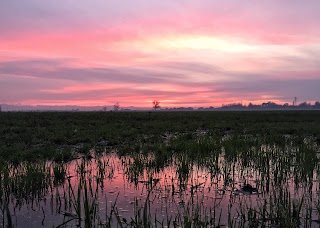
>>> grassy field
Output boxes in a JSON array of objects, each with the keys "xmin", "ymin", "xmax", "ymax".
[
  {"xmin": 1, "ymin": 111, "xmax": 320, "ymax": 227},
  {"xmin": 1, "ymin": 111, "xmax": 320, "ymax": 162}
]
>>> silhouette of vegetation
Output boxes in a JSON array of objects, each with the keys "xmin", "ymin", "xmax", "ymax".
[
  {"xmin": 213, "ymin": 101, "xmax": 320, "ymax": 111},
  {"xmin": 1, "ymin": 99, "xmax": 320, "ymax": 111},
  {"xmin": 161, "ymin": 101, "xmax": 320, "ymax": 111},
  {"xmin": 113, "ymin": 102, "xmax": 120, "ymax": 111},
  {"xmin": 152, "ymin": 100, "xmax": 160, "ymax": 110}
]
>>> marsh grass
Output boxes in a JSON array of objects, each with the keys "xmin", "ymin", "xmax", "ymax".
[{"xmin": 1, "ymin": 111, "xmax": 320, "ymax": 227}]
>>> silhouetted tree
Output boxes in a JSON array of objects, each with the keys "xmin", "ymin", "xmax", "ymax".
[
  {"xmin": 114, "ymin": 102, "xmax": 120, "ymax": 111},
  {"xmin": 298, "ymin": 102, "xmax": 309, "ymax": 107},
  {"xmin": 315, "ymin": 101, "xmax": 320, "ymax": 108},
  {"xmin": 152, "ymin": 100, "xmax": 160, "ymax": 110}
]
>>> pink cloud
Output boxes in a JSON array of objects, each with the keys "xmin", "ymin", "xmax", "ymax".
[{"xmin": 1, "ymin": 1, "xmax": 320, "ymax": 107}]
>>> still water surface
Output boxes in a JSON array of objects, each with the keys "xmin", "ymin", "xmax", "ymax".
[{"xmin": 1, "ymin": 142, "xmax": 320, "ymax": 227}]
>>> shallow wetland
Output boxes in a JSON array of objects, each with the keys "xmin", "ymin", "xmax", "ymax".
[{"xmin": 1, "ymin": 111, "xmax": 320, "ymax": 227}]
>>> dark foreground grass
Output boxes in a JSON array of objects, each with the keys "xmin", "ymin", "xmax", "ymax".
[
  {"xmin": 1, "ymin": 111, "xmax": 320, "ymax": 227},
  {"xmin": 0, "ymin": 111, "xmax": 320, "ymax": 162}
]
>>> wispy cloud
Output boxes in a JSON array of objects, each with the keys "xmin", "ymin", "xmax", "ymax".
[{"xmin": 1, "ymin": 1, "xmax": 319, "ymax": 107}]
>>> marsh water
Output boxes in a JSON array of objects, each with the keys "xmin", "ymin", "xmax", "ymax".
[{"xmin": 1, "ymin": 134, "xmax": 320, "ymax": 227}]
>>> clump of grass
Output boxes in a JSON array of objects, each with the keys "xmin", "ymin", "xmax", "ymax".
[
  {"xmin": 53, "ymin": 163, "xmax": 67, "ymax": 186},
  {"xmin": 1, "ymin": 163, "xmax": 51, "ymax": 207},
  {"xmin": 54, "ymin": 148, "xmax": 73, "ymax": 162},
  {"xmin": 234, "ymin": 189, "xmax": 306, "ymax": 228}
]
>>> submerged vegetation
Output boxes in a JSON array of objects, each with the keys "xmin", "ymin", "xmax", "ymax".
[{"xmin": 1, "ymin": 111, "xmax": 320, "ymax": 227}]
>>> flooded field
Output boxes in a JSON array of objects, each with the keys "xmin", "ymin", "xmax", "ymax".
[
  {"xmin": 1, "ymin": 111, "xmax": 320, "ymax": 227},
  {"xmin": 1, "ymin": 136, "xmax": 320, "ymax": 227}
]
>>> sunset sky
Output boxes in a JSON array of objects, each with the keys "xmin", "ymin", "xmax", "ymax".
[{"xmin": 1, "ymin": 0, "xmax": 320, "ymax": 108}]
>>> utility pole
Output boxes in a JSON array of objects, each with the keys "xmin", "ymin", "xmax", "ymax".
[{"xmin": 294, "ymin": 97, "xmax": 297, "ymax": 106}]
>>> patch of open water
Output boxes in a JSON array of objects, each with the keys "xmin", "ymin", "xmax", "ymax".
[{"xmin": 1, "ymin": 143, "xmax": 320, "ymax": 227}]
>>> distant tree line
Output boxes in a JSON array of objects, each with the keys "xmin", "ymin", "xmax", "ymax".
[
  {"xmin": 1, "ymin": 100, "xmax": 320, "ymax": 112},
  {"xmin": 219, "ymin": 101, "xmax": 320, "ymax": 110},
  {"xmin": 162, "ymin": 101, "xmax": 320, "ymax": 111}
]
